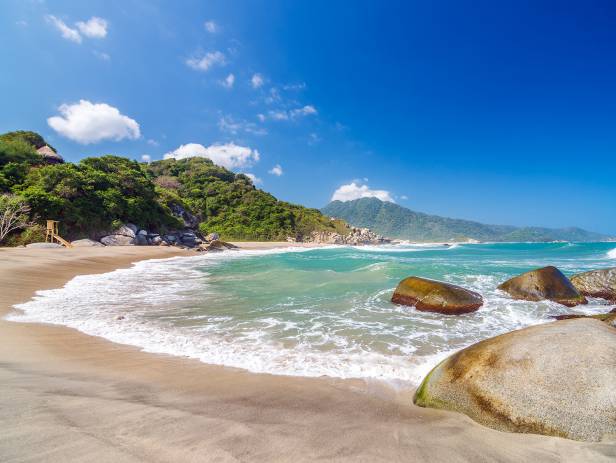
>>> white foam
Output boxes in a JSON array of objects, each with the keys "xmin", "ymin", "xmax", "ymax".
[{"xmin": 608, "ymin": 247, "xmax": 616, "ymax": 259}]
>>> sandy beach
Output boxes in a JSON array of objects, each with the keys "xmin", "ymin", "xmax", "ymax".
[{"xmin": 0, "ymin": 245, "xmax": 614, "ymax": 462}]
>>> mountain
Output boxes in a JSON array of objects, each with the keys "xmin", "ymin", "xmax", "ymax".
[
  {"xmin": 321, "ymin": 197, "xmax": 613, "ymax": 242},
  {"xmin": 0, "ymin": 130, "xmax": 347, "ymax": 244}
]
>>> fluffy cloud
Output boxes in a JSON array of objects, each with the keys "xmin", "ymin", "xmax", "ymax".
[
  {"xmin": 220, "ymin": 73, "xmax": 235, "ymax": 89},
  {"xmin": 47, "ymin": 100, "xmax": 141, "ymax": 144},
  {"xmin": 164, "ymin": 142, "xmax": 260, "ymax": 170},
  {"xmin": 290, "ymin": 105, "xmax": 317, "ymax": 117},
  {"xmin": 204, "ymin": 20, "xmax": 218, "ymax": 33},
  {"xmin": 251, "ymin": 73, "xmax": 264, "ymax": 88},
  {"xmin": 76, "ymin": 17, "xmax": 108, "ymax": 38},
  {"xmin": 331, "ymin": 182, "xmax": 394, "ymax": 203},
  {"xmin": 268, "ymin": 164, "xmax": 283, "ymax": 176},
  {"xmin": 186, "ymin": 51, "xmax": 226, "ymax": 71},
  {"xmin": 243, "ymin": 173, "xmax": 262, "ymax": 185},
  {"xmin": 46, "ymin": 15, "xmax": 81, "ymax": 43},
  {"xmin": 141, "ymin": 154, "xmax": 151, "ymax": 162}
]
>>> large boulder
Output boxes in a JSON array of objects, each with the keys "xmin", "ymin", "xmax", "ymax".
[
  {"xmin": 71, "ymin": 238, "xmax": 104, "ymax": 247},
  {"xmin": 570, "ymin": 267, "xmax": 616, "ymax": 302},
  {"xmin": 25, "ymin": 242, "xmax": 62, "ymax": 249},
  {"xmin": 100, "ymin": 235, "xmax": 135, "ymax": 246},
  {"xmin": 414, "ymin": 319, "xmax": 616, "ymax": 442},
  {"xmin": 498, "ymin": 266, "xmax": 587, "ymax": 307},
  {"xmin": 391, "ymin": 277, "xmax": 483, "ymax": 315}
]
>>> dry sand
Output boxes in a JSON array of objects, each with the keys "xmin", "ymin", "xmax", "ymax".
[{"xmin": 0, "ymin": 245, "xmax": 614, "ymax": 462}]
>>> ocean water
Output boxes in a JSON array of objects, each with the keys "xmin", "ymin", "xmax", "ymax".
[{"xmin": 8, "ymin": 242, "xmax": 616, "ymax": 386}]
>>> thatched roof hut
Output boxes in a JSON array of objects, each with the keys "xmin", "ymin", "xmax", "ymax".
[{"xmin": 37, "ymin": 145, "xmax": 64, "ymax": 164}]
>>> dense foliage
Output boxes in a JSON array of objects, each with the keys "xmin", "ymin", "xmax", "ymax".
[
  {"xmin": 0, "ymin": 130, "xmax": 343, "ymax": 243},
  {"xmin": 322, "ymin": 197, "xmax": 612, "ymax": 242}
]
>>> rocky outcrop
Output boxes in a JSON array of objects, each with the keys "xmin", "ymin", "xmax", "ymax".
[
  {"xmin": 550, "ymin": 310, "xmax": 616, "ymax": 327},
  {"xmin": 303, "ymin": 227, "xmax": 388, "ymax": 245},
  {"xmin": 196, "ymin": 240, "xmax": 238, "ymax": 252},
  {"xmin": 498, "ymin": 266, "xmax": 587, "ymax": 307},
  {"xmin": 414, "ymin": 318, "xmax": 616, "ymax": 441},
  {"xmin": 570, "ymin": 267, "xmax": 616, "ymax": 302},
  {"xmin": 100, "ymin": 234, "xmax": 135, "ymax": 246},
  {"xmin": 170, "ymin": 203, "xmax": 199, "ymax": 228},
  {"xmin": 71, "ymin": 238, "xmax": 104, "ymax": 247},
  {"xmin": 391, "ymin": 277, "xmax": 483, "ymax": 314}
]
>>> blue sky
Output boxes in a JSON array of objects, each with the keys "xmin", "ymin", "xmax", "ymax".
[{"xmin": 2, "ymin": 1, "xmax": 616, "ymax": 234}]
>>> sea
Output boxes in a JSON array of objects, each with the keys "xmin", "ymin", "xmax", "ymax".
[{"xmin": 7, "ymin": 242, "xmax": 616, "ymax": 387}]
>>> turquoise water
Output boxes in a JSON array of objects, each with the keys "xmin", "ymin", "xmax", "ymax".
[{"xmin": 9, "ymin": 242, "xmax": 616, "ymax": 385}]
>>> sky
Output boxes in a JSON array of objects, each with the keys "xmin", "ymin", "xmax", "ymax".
[{"xmin": 2, "ymin": 0, "xmax": 616, "ymax": 234}]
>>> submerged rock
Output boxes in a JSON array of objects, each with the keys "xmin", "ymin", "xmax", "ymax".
[
  {"xmin": 391, "ymin": 277, "xmax": 483, "ymax": 314},
  {"xmin": 570, "ymin": 267, "xmax": 616, "ymax": 302},
  {"xmin": 414, "ymin": 318, "xmax": 616, "ymax": 442},
  {"xmin": 498, "ymin": 266, "xmax": 587, "ymax": 307}
]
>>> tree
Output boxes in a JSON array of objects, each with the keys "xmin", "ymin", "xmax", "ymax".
[{"xmin": 0, "ymin": 194, "xmax": 32, "ymax": 243}]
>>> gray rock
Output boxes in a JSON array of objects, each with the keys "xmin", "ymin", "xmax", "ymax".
[
  {"xmin": 100, "ymin": 235, "xmax": 135, "ymax": 246},
  {"xmin": 113, "ymin": 223, "xmax": 137, "ymax": 238},
  {"xmin": 134, "ymin": 234, "xmax": 148, "ymax": 246},
  {"xmin": 570, "ymin": 267, "xmax": 616, "ymax": 302},
  {"xmin": 414, "ymin": 318, "xmax": 616, "ymax": 442},
  {"xmin": 163, "ymin": 234, "xmax": 177, "ymax": 243},
  {"xmin": 71, "ymin": 238, "xmax": 104, "ymax": 247},
  {"xmin": 206, "ymin": 232, "xmax": 220, "ymax": 241},
  {"xmin": 25, "ymin": 242, "xmax": 63, "ymax": 249},
  {"xmin": 149, "ymin": 235, "xmax": 162, "ymax": 245},
  {"xmin": 137, "ymin": 229, "xmax": 148, "ymax": 236}
]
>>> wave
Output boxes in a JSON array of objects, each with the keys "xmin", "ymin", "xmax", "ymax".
[{"xmin": 608, "ymin": 248, "xmax": 616, "ymax": 259}]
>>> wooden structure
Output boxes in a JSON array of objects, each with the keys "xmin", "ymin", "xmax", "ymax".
[{"xmin": 45, "ymin": 220, "xmax": 72, "ymax": 247}]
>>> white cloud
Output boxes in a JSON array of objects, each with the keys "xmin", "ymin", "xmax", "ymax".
[
  {"xmin": 47, "ymin": 100, "xmax": 141, "ymax": 144},
  {"xmin": 264, "ymin": 87, "xmax": 281, "ymax": 104},
  {"xmin": 141, "ymin": 154, "xmax": 151, "ymax": 163},
  {"xmin": 251, "ymin": 73, "xmax": 264, "ymax": 88},
  {"xmin": 204, "ymin": 20, "xmax": 218, "ymax": 33},
  {"xmin": 76, "ymin": 17, "xmax": 108, "ymax": 38},
  {"xmin": 290, "ymin": 105, "xmax": 317, "ymax": 117},
  {"xmin": 221, "ymin": 73, "xmax": 235, "ymax": 89},
  {"xmin": 218, "ymin": 115, "xmax": 267, "ymax": 136},
  {"xmin": 282, "ymin": 82, "xmax": 306, "ymax": 91},
  {"xmin": 267, "ymin": 110, "xmax": 289, "ymax": 121},
  {"xmin": 46, "ymin": 15, "xmax": 81, "ymax": 43},
  {"xmin": 93, "ymin": 50, "xmax": 110, "ymax": 61},
  {"xmin": 331, "ymin": 182, "xmax": 394, "ymax": 203},
  {"xmin": 256, "ymin": 113, "xmax": 266, "ymax": 122},
  {"xmin": 164, "ymin": 142, "xmax": 260, "ymax": 170},
  {"xmin": 186, "ymin": 51, "xmax": 226, "ymax": 71},
  {"xmin": 243, "ymin": 173, "xmax": 262, "ymax": 185},
  {"xmin": 147, "ymin": 138, "xmax": 159, "ymax": 146},
  {"xmin": 268, "ymin": 164, "xmax": 283, "ymax": 176}
]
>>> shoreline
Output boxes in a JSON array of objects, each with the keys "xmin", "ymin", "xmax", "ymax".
[{"xmin": 0, "ymin": 245, "xmax": 613, "ymax": 461}]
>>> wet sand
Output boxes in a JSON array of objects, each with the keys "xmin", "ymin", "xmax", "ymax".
[{"xmin": 0, "ymin": 245, "xmax": 614, "ymax": 462}]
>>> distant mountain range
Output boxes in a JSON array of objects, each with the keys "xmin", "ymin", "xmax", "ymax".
[{"xmin": 321, "ymin": 197, "xmax": 614, "ymax": 243}]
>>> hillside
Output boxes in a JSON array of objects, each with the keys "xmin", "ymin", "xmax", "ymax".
[
  {"xmin": 0, "ymin": 130, "xmax": 345, "ymax": 244},
  {"xmin": 322, "ymin": 197, "xmax": 613, "ymax": 242}
]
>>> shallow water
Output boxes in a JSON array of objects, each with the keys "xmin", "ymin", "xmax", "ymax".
[{"xmin": 8, "ymin": 242, "xmax": 616, "ymax": 386}]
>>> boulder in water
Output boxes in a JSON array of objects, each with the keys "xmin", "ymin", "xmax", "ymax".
[
  {"xmin": 414, "ymin": 318, "xmax": 616, "ymax": 442},
  {"xmin": 391, "ymin": 277, "xmax": 483, "ymax": 314},
  {"xmin": 570, "ymin": 267, "xmax": 616, "ymax": 302},
  {"xmin": 498, "ymin": 266, "xmax": 587, "ymax": 307}
]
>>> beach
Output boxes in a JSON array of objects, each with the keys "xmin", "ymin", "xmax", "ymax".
[{"xmin": 0, "ymin": 245, "xmax": 614, "ymax": 462}]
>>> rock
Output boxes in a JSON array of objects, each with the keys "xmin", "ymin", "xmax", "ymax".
[
  {"xmin": 116, "ymin": 315, "xmax": 125, "ymax": 320},
  {"xmin": 137, "ymin": 229, "xmax": 148, "ymax": 236},
  {"xmin": 198, "ymin": 240, "xmax": 238, "ymax": 252},
  {"xmin": 149, "ymin": 235, "xmax": 162, "ymax": 245},
  {"xmin": 134, "ymin": 234, "xmax": 148, "ymax": 246},
  {"xmin": 498, "ymin": 266, "xmax": 587, "ymax": 307},
  {"xmin": 100, "ymin": 235, "xmax": 135, "ymax": 246},
  {"xmin": 550, "ymin": 311, "xmax": 616, "ymax": 327},
  {"xmin": 570, "ymin": 267, "xmax": 616, "ymax": 302},
  {"xmin": 414, "ymin": 319, "xmax": 616, "ymax": 442},
  {"xmin": 391, "ymin": 277, "xmax": 483, "ymax": 314},
  {"xmin": 301, "ymin": 226, "xmax": 389, "ymax": 246},
  {"xmin": 25, "ymin": 242, "xmax": 63, "ymax": 249},
  {"xmin": 70, "ymin": 238, "xmax": 104, "ymax": 247},
  {"xmin": 206, "ymin": 232, "xmax": 220, "ymax": 242},
  {"xmin": 170, "ymin": 204, "xmax": 199, "ymax": 228},
  {"xmin": 163, "ymin": 234, "xmax": 177, "ymax": 244}
]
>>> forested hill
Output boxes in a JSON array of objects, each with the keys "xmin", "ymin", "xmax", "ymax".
[
  {"xmin": 321, "ymin": 197, "xmax": 613, "ymax": 242},
  {"xmin": 0, "ymin": 130, "xmax": 346, "ymax": 243}
]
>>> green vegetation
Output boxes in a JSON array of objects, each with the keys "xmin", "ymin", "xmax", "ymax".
[
  {"xmin": 322, "ymin": 197, "xmax": 613, "ymax": 242},
  {"xmin": 0, "ymin": 130, "xmax": 343, "ymax": 244}
]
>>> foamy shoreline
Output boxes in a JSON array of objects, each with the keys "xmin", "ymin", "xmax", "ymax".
[{"xmin": 0, "ymin": 244, "xmax": 611, "ymax": 461}]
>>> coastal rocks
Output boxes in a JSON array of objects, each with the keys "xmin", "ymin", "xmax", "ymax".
[
  {"xmin": 303, "ymin": 227, "xmax": 389, "ymax": 245},
  {"xmin": 206, "ymin": 232, "xmax": 220, "ymax": 241},
  {"xmin": 25, "ymin": 242, "xmax": 63, "ymax": 249},
  {"xmin": 197, "ymin": 240, "xmax": 238, "ymax": 252},
  {"xmin": 114, "ymin": 223, "xmax": 138, "ymax": 238},
  {"xmin": 570, "ymin": 267, "xmax": 616, "ymax": 302},
  {"xmin": 170, "ymin": 203, "xmax": 199, "ymax": 228},
  {"xmin": 100, "ymin": 235, "xmax": 135, "ymax": 246},
  {"xmin": 550, "ymin": 311, "xmax": 616, "ymax": 327},
  {"xmin": 70, "ymin": 238, "xmax": 104, "ymax": 247},
  {"xmin": 391, "ymin": 277, "xmax": 483, "ymax": 314},
  {"xmin": 498, "ymin": 266, "xmax": 587, "ymax": 307},
  {"xmin": 413, "ymin": 318, "xmax": 616, "ymax": 442}
]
